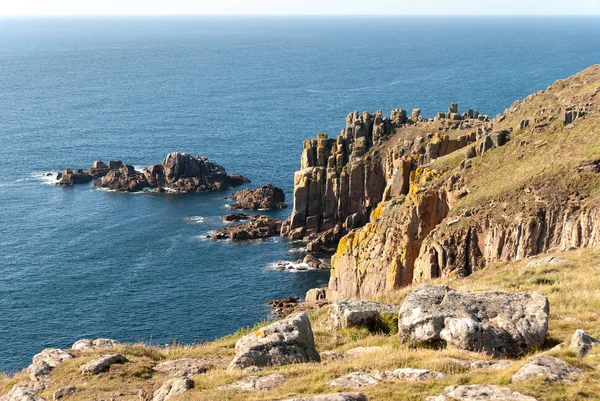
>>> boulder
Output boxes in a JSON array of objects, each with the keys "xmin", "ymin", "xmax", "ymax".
[
  {"xmin": 87, "ymin": 160, "xmax": 110, "ymax": 178},
  {"xmin": 28, "ymin": 359, "xmax": 51, "ymax": 380},
  {"xmin": 469, "ymin": 360, "xmax": 512, "ymax": 370},
  {"xmin": 383, "ymin": 368, "xmax": 444, "ymax": 381},
  {"xmin": 329, "ymin": 300, "xmax": 398, "ymax": 330},
  {"xmin": 71, "ymin": 338, "xmax": 119, "ymax": 352},
  {"xmin": 0, "ymin": 386, "xmax": 46, "ymax": 401},
  {"xmin": 29, "ymin": 348, "xmax": 73, "ymax": 379},
  {"xmin": 52, "ymin": 387, "xmax": 75, "ymax": 401},
  {"xmin": 327, "ymin": 372, "xmax": 379, "ymax": 388},
  {"xmin": 320, "ymin": 351, "xmax": 344, "ymax": 361},
  {"xmin": 211, "ymin": 216, "xmax": 282, "ymax": 241},
  {"xmin": 305, "ymin": 288, "xmax": 327, "ymax": 303},
  {"xmin": 570, "ymin": 329, "xmax": 599, "ymax": 357},
  {"xmin": 512, "ymin": 355, "xmax": 584, "ymax": 383},
  {"xmin": 282, "ymin": 394, "xmax": 367, "ymax": 401},
  {"xmin": 217, "ymin": 374, "xmax": 286, "ymax": 391},
  {"xmin": 221, "ymin": 213, "xmax": 250, "ymax": 222},
  {"xmin": 398, "ymin": 285, "xmax": 549, "ymax": 357},
  {"xmin": 56, "ymin": 169, "xmax": 92, "ymax": 186},
  {"xmin": 152, "ymin": 358, "xmax": 213, "ymax": 376},
  {"xmin": 229, "ymin": 312, "xmax": 320, "ymax": 369},
  {"xmin": 229, "ymin": 184, "xmax": 287, "ymax": 210},
  {"xmin": 526, "ymin": 256, "xmax": 568, "ymax": 267},
  {"xmin": 344, "ymin": 347, "xmax": 383, "ymax": 357},
  {"xmin": 303, "ymin": 255, "xmax": 330, "ymax": 269},
  {"xmin": 426, "ymin": 385, "xmax": 537, "ymax": 401},
  {"xmin": 152, "ymin": 377, "xmax": 193, "ymax": 401},
  {"xmin": 79, "ymin": 354, "xmax": 128, "ymax": 374}
]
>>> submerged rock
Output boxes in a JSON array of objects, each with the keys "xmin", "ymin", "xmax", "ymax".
[
  {"xmin": 79, "ymin": 354, "xmax": 128, "ymax": 375},
  {"xmin": 512, "ymin": 355, "xmax": 584, "ymax": 383},
  {"xmin": 212, "ymin": 215, "xmax": 282, "ymax": 240},
  {"xmin": 427, "ymin": 385, "xmax": 537, "ymax": 401},
  {"xmin": 229, "ymin": 184, "xmax": 287, "ymax": 210},
  {"xmin": 398, "ymin": 285, "xmax": 549, "ymax": 357},
  {"xmin": 229, "ymin": 312, "xmax": 320, "ymax": 370}
]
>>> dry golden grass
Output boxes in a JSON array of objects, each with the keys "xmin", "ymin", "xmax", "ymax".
[{"xmin": 2, "ymin": 248, "xmax": 600, "ymax": 401}]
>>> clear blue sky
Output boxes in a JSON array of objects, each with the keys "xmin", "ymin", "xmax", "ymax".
[{"xmin": 1, "ymin": 0, "xmax": 600, "ymax": 16}]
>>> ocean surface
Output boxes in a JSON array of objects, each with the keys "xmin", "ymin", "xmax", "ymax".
[{"xmin": 1, "ymin": 16, "xmax": 599, "ymax": 372}]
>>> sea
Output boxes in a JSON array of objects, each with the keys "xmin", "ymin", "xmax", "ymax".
[{"xmin": 1, "ymin": 16, "xmax": 599, "ymax": 372}]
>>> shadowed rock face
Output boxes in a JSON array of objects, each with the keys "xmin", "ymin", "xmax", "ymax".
[
  {"xmin": 229, "ymin": 313, "xmax": 320, "ymax": 370},
  {"xmin": 93, "ymin": 152, "xmax": 249, "ymax": 192},
  {"xmin": 398, "ymin": 285, "xmax": 549, "ymax": 357}
]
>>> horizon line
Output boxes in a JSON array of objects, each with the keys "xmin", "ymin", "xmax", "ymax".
[{"xmin": 1, "ymin": 13, "xmax": 600, "ymax": 17}]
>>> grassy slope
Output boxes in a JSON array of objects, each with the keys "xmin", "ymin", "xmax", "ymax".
[{"xmin": 3, "ymin": 249, "xmax": 600, "ymax": 401}]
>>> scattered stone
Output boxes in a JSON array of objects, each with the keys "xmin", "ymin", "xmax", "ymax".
[
  {"xmin": 512, "ymin": 355, "xmax": 584, "ymax": 383},
  {"xmin": 327, "ymin": 372, "xmax": 379, "ymax": 388},
  {"xmin": 229, "ymin": 313, "xmax": 320, "ymax": 370},
  {"xmin": 221, "ymin": 213, "xmax": 250, "ymax": 222},
  {"xmin": 329, "ymin": 300, "xmax": 398, "ymax": 330},
  {"xmin": 71, "ymin": 338, "xmax": 119, "ymax": 352},
  {"xmin": 320, "ymin": 351, "xmax": 345, "ymax": 361},
  {"xmin": 52, "ymin": 387, "xmax": 75, "ymax": 401},
  {"xmin": 152, "ymin": 377, "xmax": 193, "ymax": 401},
  {"xmin": 384, "ymin": 368, "xmax": 444, "ymax": 381},
  {"xmin": 570, "ymin": 329, "xmax": 600, "ymax": 357},
  {"xmin": 344, "ymin": 346, "xmax": 383, "ymax": 357},
  {"xmin": 212, "ymin": 215, "xmax": 282, "ymax": 240},
  {"xmin": 268, "ymin": 296, "xmax": 301, "ymax": 318},
  {"xmin": 79, "ymin": 354, "xmax": 128, "ymax": 375},
  {"xmin": 576, "ymin": 160, "xmax": 600, "ymax": 174},
  {"xmin": 398, "ymin": 285, "xmax": 549, "ymax": 357},
  {"xmin": 426, "ymin": 385, "xmax": 537, "ymax": 401},
  {"xmin": 282, "ymin": 394, "xmax": 367, "ymax": 401},
  {"xmin": 218, "ymin": 374, "xmax": 286, "ymax": 391},
  {"xmin": 0, "ymin": 386, "xmax": 47, "ymax": 401},
  {"xmin": 469, "ymin": 360, "xmax": 512, "ymax": 370},
  {"xmin": 526, "ymin": 256, "xmax": 568, "ymax": 267},
  {"xmin": 152, "ymin": 358, "xmax": 213, "ymax": 376},
  {"xmin": 229, "ymin": 184, "xmax": 287, "ymax": 210},
  {"xmin": 242, "ymin": 366, "xmax": 262, "ymax": 373},
  {"xmin": 32, "ymin": 348, "xmax": 73, "ymax": 368}
]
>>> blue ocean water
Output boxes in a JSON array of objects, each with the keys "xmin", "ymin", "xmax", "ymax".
[{"xmin": 0, "ymin": 16, "xmax": 599, "ymax": 372}]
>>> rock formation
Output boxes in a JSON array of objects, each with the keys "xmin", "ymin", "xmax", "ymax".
[
  {"xmin": 397, "ymin": 285, "xmax": 549, "ymax": 357},
  {"xmin": 427, "ymin": 385, "xmax": 537, "ymax": 401},
  {"xmin": 211, "ymin": 215, "xmax": 282, "ymax": 240},
  {"xmin": 229, "ymin": 184, "xmax": 287, "ymax": 210},
  {"xmin": 79, "ymin": 354, "xmax": 128, "ymax": 375},
  {"xmin": 328, "ymin": 300, "xmax": 398, "ymax": 330},
  {"xmin": 94, "ymin": 152, "xmax": 248, "ymax": 192},
  {"xmin": 512, "ymin": 355, "xmax": 583, "ymax": 383},
  {"xmin": 229, "ymin": 312, "xmax": 320, "ymax": 370}
]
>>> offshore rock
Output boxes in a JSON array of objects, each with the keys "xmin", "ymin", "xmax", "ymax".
[
  {"xmin": 229, "ymin": 312, "xmax": 320, "ymax": 369},
  {"xmin": 211, "ymin": 215, "xmax": 282, "ymax": 240},
  {"xmin": 398, "ymin": 285, "xmax": 549, "ymax": 357},
  {"xmin": 229, "ymin": 184, "xmax": 287, "ymax": 210},
  {"xmin": 94, "ymin": 152, "xmax": 248, "ymax": 192},
  {"xmin": 427, "ymin": 385, "xmax": 537, "ymax": 401},
  {"xmin": 56, "ymin": 169, "xmax": 92, "ymax": 186}
]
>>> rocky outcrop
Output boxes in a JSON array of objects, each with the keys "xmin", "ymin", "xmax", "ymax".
[
  {"xmin": 328, "ymin": 300, "xmax": 398, "ymax": 330},
  {"xmin": 79, "ymin": 354, "xmax": 128, "ymax": 374},
  {"xmin": 221, "ymin": 213, "xmax": 250, "ymax": 222},
  {"xmin": 29, "ymin": 348, "xmax": 73, "ymax": 380},
  {"xmin": 0, "ymin": 386, "xmax": 46, "ymax": 401},
  {"xmin": 52, "ymin": 387, "xmax": 75, "ymax": 401},
  {"xmin": 377, "ymin": 368, "xmax": 445, "ymax": 381},
  {"xmin": 512, "ymin": 355, "xmax": 583, "ymax": 383},
  {"xmin": 327, "ymin": 372, "xmax": 379, "ymax": 388},
  {"xmin": 229, "ymin": 312, "xmax": 320, "ymax": 370},
  {"xmin": 71, "ymin": 338, "xmax": 118, "ymax": 352},
  {"xmin": 152, "ymin": 377, "xmax": 193, "ymax": 401},
  {"xmin": 397, "ymin": 285, "xmax": 549, "ymax": 357},
  {"xmin": 152, "ymin": 358, "xmax": 213, "ymax": 376},
  {"xmin": 211, "ymin": 215, "xmax": 282, "ymax": 240},
  {"xmin": 282, "ymin": 106, "xmax": 486, "ymax": 249},
  {"xmin": 93, "ymin": 152, "xmax": 248, "ymax": 192},
  {"xmin": 427, "ymin": 385, "xmax": 537, "ymax": 401},
  {"xmin": 282, "ymin": 394, "xmax": 367, "ymax": 401},
  {"xmin": 570, "ymin": 329, "xmax": 599, "ymax": 357},
  {"xmin": 218, "ymin": 374, "xmax": 286, "ymax": 391},
  {"xmin": 56, "ymin": 169, "xmax": 92, "ymax": 186},
  {"xmin": 229, "ymin": 184, "xmax": 287, "ymax": 210}
]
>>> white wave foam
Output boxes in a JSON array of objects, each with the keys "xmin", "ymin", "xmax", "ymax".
[
  {"xmin": 268, "ymin": 260, "xmax": 314, "ymax": 272},
  {"xmin": 133, "ymin": 165, "xmax": 146, "ymax": 173},
  {"xmin": 28, "ymin": 172, "xmax": 59, "ymax": 185},
  {"xmin": 186, "ymin": 216, "xmax": 205, "ymax": 224}
]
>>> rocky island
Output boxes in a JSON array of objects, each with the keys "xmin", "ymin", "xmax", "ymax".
[{"xmin": 4, "ymin": 66, "xmax": 600, "ymax": 401}]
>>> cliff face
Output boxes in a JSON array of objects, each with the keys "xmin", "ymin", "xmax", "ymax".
[
  {"xmin": 326, "ymin": 65, "xmax": 600, "ymax": 300},
  {"xmin": 282, "ymin": 106, "xmax": 491, "ymax": 252}
]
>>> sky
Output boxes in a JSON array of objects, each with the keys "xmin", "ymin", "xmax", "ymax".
[{"xmin": 1, "ymin": 0, "xmax": 600, "ymax": 16}]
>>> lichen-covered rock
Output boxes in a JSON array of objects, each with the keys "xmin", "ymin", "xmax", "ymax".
[
  {"xmin": 398, "ymin": 285, "xmax": 549, "ymax": 357},
  {"xmin": 512, "ymin": 355, "xmax": 584, "ymax": 383},
  {"xmin": 28, "ymin": 348, "xmax": 73, "ymax": 379},
  {"xmin": 152, "ymin": 358, "xmax": 213, "ymax": 376},
  {"xmin": 52, "ymin": 387, "xmax": 75, "ymax": 401},
  {"xmin": 229, "ymin": 184, "xmax": 287, "ymax": 210},
  {"xmin": 79, "ymin": 354, "xmax": 128, "ymax": 374},
  {"xmin": 0, "ymin": 386, "xmax": 46, "ymax": 401},
  {"xmin": 94, "ymin": 152, "xmax": 248, "ymax": 192},
  {"xmin": 152, "ymin": 377, "xmax": 193, "ymax": 401},
  {"xmin": 211, "ymin": 215, "xmax": 282, "ymax": 240},
  {"xmin": 327, "ymin": 372, "xmax": 379, "ymax": 388},
  {"xmin": 71, "ymin": 338, "xmax": 119, "ymax": 352},
  {"xmin": 383, "ymin": 368, "xmax": 445, "ymax": 381},
  {"xmin": 426, "ymin": 385, "xmax": 537, "ymax": 401},
  {"xmin": 229, "ymin": 313, "xmax": 320, "ymax": 370},
  {"xmin": 329, "ymin": 300, "xmax": 398, "ymax": 330},
  {"xmin": 570, "ymin": 329, "xmax": 600, "ymax": 357},
  {"xmin": 218, "ymin": 374, "xmax": 286, "ymax": 391},
  {"xmin": 282, "ymin": 394, "xmax": 367, "ymax": 401}
]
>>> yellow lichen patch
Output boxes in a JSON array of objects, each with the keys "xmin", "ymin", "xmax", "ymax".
[
  {"xmin": 430, "ymin": 133, "xmax": 442, "ymax": 145},
  {"xmin": 370, "ymin": 202, "xmax": 385, "ymax": 221}
]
